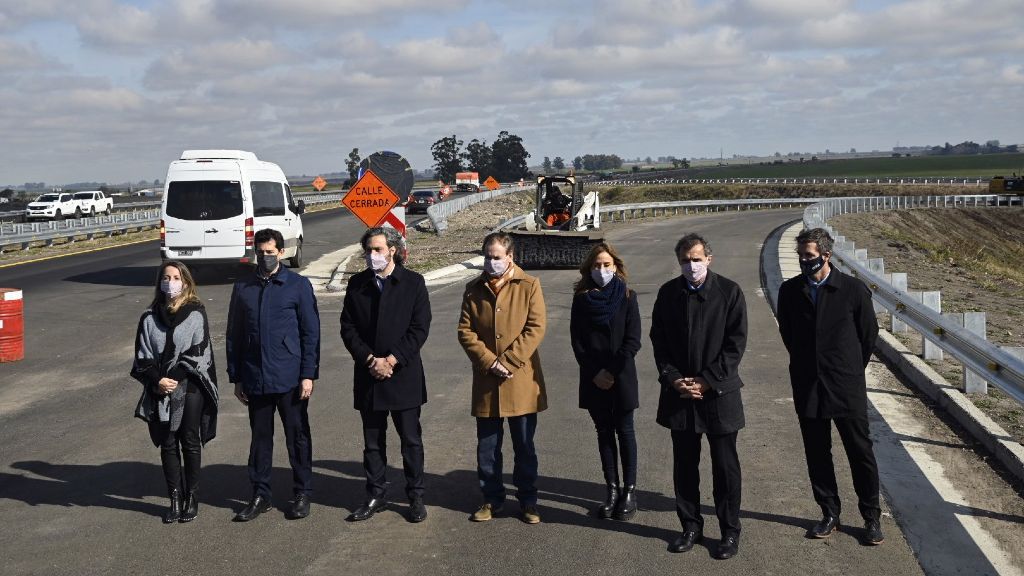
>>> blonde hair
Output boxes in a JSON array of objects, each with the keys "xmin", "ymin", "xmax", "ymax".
[
  {"xmin": 152, "ymin": 261, "xmax": 201, "ymax": 313},
  {"xmin": 574, "ymin": 242, "xmax": 629, "ymax": 294}
]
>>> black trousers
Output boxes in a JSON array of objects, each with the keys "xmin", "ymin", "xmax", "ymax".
[
  {"xmin": 588, "ymin": 407, "xmax": 637, "ymax": 487},
  {"xmin": 151, "ymin": 383, "xmax": 204, "ymax": 495},
  {"xmin": 360, "ymin": 407, "xmax": 425, "ymax": 500},
  {"xmin": 798, "ymin": 416, "xmax": 881, "ymax": 522},
  {"xmin": 671, "ymin": 430, "xmax": 742, "ymax": 538},
  {"xmin": 247, "ymin": 387, "xmax": 313, "ymax": 499}
]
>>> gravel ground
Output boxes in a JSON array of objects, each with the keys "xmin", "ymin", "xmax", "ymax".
[{"xmin": 832, "ymin": 208, "xmax": 1024, "ymax": 446}]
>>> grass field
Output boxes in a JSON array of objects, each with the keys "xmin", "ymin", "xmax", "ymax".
[{"xmin": 673, "ymin": 153, "xmax": 1024, "ymax": 179}]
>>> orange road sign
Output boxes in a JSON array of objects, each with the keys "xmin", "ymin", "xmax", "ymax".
[
  {"xmin": 312, "ymin": 176, "xmax": 327, "ymax": 191},
  {"xmin": 484, "ymin": 176, "xmax": 500, "ymax": 191},
  {"xmin": 342, "ymin": 170, "xmax": 399, "ymax": 228}
]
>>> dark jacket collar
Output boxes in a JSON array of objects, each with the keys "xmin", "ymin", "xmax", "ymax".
[
  {"xmin": 675, "ymin": 269, "xmax": 719, "ymax": 301},
  {"xmin": 256, "ymin": 263, "xmax": 292, "ymax": 285}
]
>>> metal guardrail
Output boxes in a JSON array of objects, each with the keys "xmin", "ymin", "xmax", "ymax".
[
  {"xmin": 427, "ymin": 185, "xmax": 531, "ymax": 233},
  {"xmin": 804, "ymin": 194, "xmax": 1024, "ymax": 405},
  {"xmin": 0, "ymin": 191, "xmax": 344, "ymax": 251},
  {"xmin": 593, "ymin": 177, "xmax": 990, "ymax": 187},
  {"xmin": 494, "ymin": 197, "xmax": 822, "ymax": 231}
]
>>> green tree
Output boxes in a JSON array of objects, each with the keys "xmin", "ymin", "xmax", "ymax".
[
  {"xmin": 552, "ymin": 156, "xmax": 565, "ymax": 171},
  {"xmin": 572, "ymin": 156, "xmax": 583, "ymax": 171},
  {"xmin": 461, "ymin": 139, "xmax": 493, "ymax": 177},
  {"xmin": 542, "ymin": 156, "xmax": 552, "ymax": 173},
  {"xmin": 491, "ymin": 131, "xmax": 531, "ymax": 181},
  {"xmin": 345, "ymin": 148, "xmax": 361, "ymax": 186},
  {"xmin": 431, "ymin": 135, "xmax": 464, "ymax": 183}
]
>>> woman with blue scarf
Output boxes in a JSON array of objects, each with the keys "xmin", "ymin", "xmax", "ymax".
[{"xmin": 569, "ymin": 242, "xmax": 642, "ymax": 521}]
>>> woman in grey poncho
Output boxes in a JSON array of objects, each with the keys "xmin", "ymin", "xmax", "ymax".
[{"xmin": 131, "ymin": 261, "xmax": 219, "ymax": 524}]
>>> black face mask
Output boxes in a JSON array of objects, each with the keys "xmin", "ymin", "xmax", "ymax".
[
  {"xmin": 800, "ymin": 255, "xmax": 825, "ymax": 276},
  {"xmin": 258, "ymin": 254, "xmax": 279, "ymax": 275}
]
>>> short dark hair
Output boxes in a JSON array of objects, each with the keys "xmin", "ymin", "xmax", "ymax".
[
  {"xmin": 482, "ymin": 231, "xmax": 514, "ymax": 257},
  {"xmin": 360, "ymin": 226, "xmax": 406, "ymax": 265},
  {"xmin": 796, "ymin": 228, "xmax": 834, "ymax": 255},
  {"xmin": 674, "ymin": 233, "xmax": 711, "ymax": 258},
  {"xmin": 254, "ymin": 228, "xmax": 285, "ymax": 251}
]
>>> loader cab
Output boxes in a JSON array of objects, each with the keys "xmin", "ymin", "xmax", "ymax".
[{"xmin": 535, "ymin": 175, "xmax": 580, "ymax": 230}]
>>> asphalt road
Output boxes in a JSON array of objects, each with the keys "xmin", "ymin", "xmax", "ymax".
[{"xmin": 0, "ymin": 208, "xmax": 925, "ymax": 575}]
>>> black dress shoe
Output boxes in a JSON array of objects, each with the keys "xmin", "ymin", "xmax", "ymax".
[
  {"xmin": 233, "ymin": 495, "xmax": 273, "ymax": 522},
  {"xmin": 408, "ymin": 498, "xmax": 427, "ymax": 523},
  {"xmin": 668, "ymin": 530, "xmax": 703, "ymax": 553},
  {"xmin": 811, "ymin": 515, "xmax": 839, "ymax": 538},
  {"xmin": 863, "ymin": 520, "xmax": 884, "ymax": 545},
  {"xmin": 596, "ymin": 484, "xmax": 619, "ymax": 519},
  {"xmin": 714, "ymin": 535, "xmax": 740, "ymax": 560},
  {"xmin": 348, "ymin": 498, "xmax": 387, "ymax": 522},
  {"xmin": 163, "ymin": 489, "xmax": 182, "ymax": 524},
  {"xmin": 180, "ymin": 490, "xmax": 199, "ymax": 523},
  {"xmin": 613, "ymin": 485, "xmax": 637, "ymax": 521},
  {"xmin": 287, "ymin": 494, "xmax": 310, "ymax": 520}
]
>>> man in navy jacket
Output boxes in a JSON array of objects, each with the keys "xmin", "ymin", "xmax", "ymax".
[{"xmin": 227, "ymin": 228, "xmax": 320, "ymax": 522}]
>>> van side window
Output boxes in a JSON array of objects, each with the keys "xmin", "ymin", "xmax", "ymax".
[
  {"xmin": 166, "ymin": 181, "xmax": 243, "ymax": 220},
  {"xmin": 251, "ymin": 181, "xmax": 285, "ymax": 216}
]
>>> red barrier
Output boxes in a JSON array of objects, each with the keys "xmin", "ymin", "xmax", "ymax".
[{"xmin": 0, "ymin": 288, "xmax": 24, "ymax": 362}]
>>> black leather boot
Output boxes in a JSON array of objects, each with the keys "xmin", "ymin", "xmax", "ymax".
[
  {"xmin": 163, "ymin": 489, "xmax": 182, "ymax": 524},
  {"xmin": 613, "ymin": 485, "xmax": 637, "ymax": 521},
  {"xmin": 180, "ymin": 491, "xmax": 199, "ymax": 523},
  {"xmin": 595, "ymin": 484, "xmax": 619, "ymax": 519}
]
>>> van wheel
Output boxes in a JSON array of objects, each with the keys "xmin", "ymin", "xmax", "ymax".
[{"xmin": 289, "ymin": 239, "xmax": 303, "ymax": 268}]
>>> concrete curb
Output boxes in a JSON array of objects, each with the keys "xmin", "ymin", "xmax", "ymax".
[
  {"xmin": 325, "ymin": 243, "xmax": 363, "ymax": 293},
  {"xmin": 760, "ymin": 220, "xmax": 1024, "ymax": 486},
  {"xmin": 422, "ymin": 256, "xmax": 484, "ymax": 282},
  {"xmin": 874, "ymin": 331, "xmax": 1024, "ymax": 484}
]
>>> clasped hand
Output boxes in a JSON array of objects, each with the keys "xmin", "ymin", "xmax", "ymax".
[
  {"xmin": 489, "ymin": 359, "xmax": 513, "ymax": 379},
  {"xmin": 673, "ymin": 376, "xmax": 709, "ymax": 400},
  {"xmin": 369, "ymin": 357, "xmax": 394, "ymax": 380},
  {"xmin": 593, "ymin": 369, "xmax": 615, "ymax": 390}
]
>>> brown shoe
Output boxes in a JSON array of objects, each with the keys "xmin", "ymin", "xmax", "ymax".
[
  {"xmin": 471, "ymin": 502, "xmax": 503, "ymax": 522},
  {"xmin": 521, "ymin": 504, "xmax": 541, "ymax": 524}
]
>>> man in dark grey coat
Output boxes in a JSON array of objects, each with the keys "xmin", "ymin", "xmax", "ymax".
[
  {"xmin": 650, "ymin": 233, "xmax": 747, "ymax": 560},
  {"xmin": 777, "ymin": 227, "xmax": 882, "ymax": 546},
  {"xmin": 341, "ymin": 226, "xmax": 431, "ymax": 523}
]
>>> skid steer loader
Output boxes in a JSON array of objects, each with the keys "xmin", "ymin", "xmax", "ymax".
[{"xmin": 508, "ymin": 175, "xmax": 604, "ymax": 268}]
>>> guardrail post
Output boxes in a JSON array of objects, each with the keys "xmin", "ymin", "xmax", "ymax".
[
  {"xmin": 867, "ymin": 258, "xmax": 885, "ymax": 312},
  {"xmin": 889, "ymin": 273, "xmax": 909, "ymax": 332},
  {"xmin": 921, "ymin": 291, "xmax": 943, "ymax": 360},
  {"xmin": 959, "ymin": 312, "xmax": 988, "ymax": 394}
]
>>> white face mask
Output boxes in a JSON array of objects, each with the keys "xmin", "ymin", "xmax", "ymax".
[
  {"xmin": 366, "ymin": 251, "xmax": 390, "ymax": 272},
  {"xmin": 160, "ymin": 279, "xmax": 183, "ymax": 298},
  {"xmin": 681, "ymin": 261, "xmax": 708, "ymax": 284},
  {"xmin": 484, "ymin": 257, "xmax": 509, "ymax": 277},
  {"xmin": 591, "ymin": 267, "xmax": 615, "ymax": 287}
]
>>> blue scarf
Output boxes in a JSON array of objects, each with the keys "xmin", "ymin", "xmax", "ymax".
[{"xmin": 584, "ymin": 275, "xmax": 626, "ymax": 327}]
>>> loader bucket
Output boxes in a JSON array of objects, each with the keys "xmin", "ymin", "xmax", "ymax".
[{"xmin": 509, "ymin": 230, "xmax": 605, "ymax": 269}]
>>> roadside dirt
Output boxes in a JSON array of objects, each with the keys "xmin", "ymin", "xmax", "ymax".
[{"xmin": 833, "ymin": 208, "xmax": 1024, "ymax": 445}]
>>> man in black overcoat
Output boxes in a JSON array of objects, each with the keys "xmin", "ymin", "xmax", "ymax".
[
  {"xmin": 777, "ymin": 227, "xmax": 882, "ymax": 545},
  {"xmin": 341, "ymin": 226, "xmax": 432, "ymax": 523},
  {"xmin": 650, "ymin": 233, "xmax": 747, "ymax": 560}
]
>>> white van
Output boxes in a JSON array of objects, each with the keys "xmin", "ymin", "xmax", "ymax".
[{"xmin": 160, "ymin": 150, "xmax": 305, "ymax": 268}]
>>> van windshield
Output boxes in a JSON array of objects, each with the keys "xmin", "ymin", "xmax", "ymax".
[
  {"xmin": 166, "ymin": 181, "xmax": 243, "ymax": 220},
  {"xmin": 251, "ymin": 181, "xmax": 285, "ymax": 216}
]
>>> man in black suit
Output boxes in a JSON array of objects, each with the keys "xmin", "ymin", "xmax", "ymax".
[
  {"xmin": 777, "ymin": 227, "xmax": 882, "ymax": 546},
  {"xmin": 650, "ymin": 233, "xmax": 747, "ymax": 560},
  {"xmin": 341, "ymin": 226, "xmax": 432, "ymax": 523}
]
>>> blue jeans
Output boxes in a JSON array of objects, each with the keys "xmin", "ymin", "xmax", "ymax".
[{"xmin": 476, "ymin": 414, "xmax": 538, "ymax": 506}]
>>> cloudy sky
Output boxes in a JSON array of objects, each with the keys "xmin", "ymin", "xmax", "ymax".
[{"xmin": 1, "ymin": 0, "xmax": 1022, "ymax": 185}]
